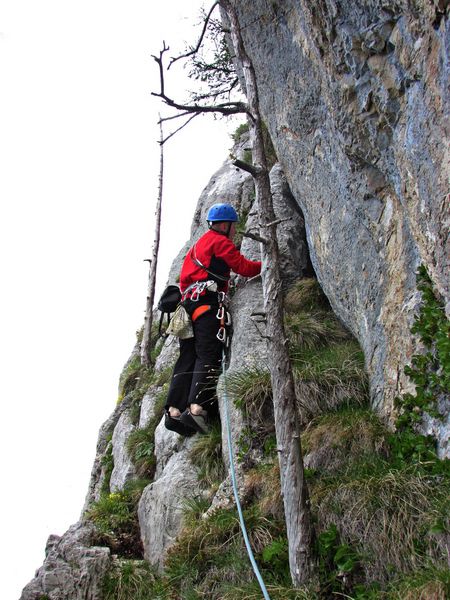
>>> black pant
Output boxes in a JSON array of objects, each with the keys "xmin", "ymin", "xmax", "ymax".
[{"xmin": 165, "ymin": 297, "xmax": 223, "ymax": 414}]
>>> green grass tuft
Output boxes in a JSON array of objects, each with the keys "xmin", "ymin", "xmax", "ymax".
[
  {"xmin": 293, "ymin": 341, "xmax": 369, "ymax": 420},
  {"xmin": 383, "ymin": 564, "xmax": 450, "ymax": 599},
  {"xmin": 312, "ymin": 464, "xmax": 450, "ymax": 585},
  {"xmin": 126, "ymin": 386, "xmax": 167, "ymax": 479},
  {"xmin": 302, "ymin": 407, "xmax": 389, "ymax": 474},
  {"xmin": 228, "ymin": 366, "xmax": 272, "ymax": 413},
  {"xmin": 285, "ymin": 310, "xmax": 350, "ymax": 351},
  {"xmin": 190, "ymin": 422, "xmax": 226, "ymax": 489},
  {"xmin": 284, "ymin": 278, "xmax": 330, "ymax": 313},
  {"xmin": 103, "ymin": 559, "xmax": 160, "ymax": 600}
]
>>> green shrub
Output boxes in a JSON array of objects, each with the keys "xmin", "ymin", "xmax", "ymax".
[
  {"xmin": 164, "ymin": 499, "xmax": 290, "ymax": 594},
  {"xmin": 87, "ymin": 480, "xmax": 148, "ymax": 558},
  {"xmin": 119, "ymin": 355, "xmax": 142, "ymax": 398},
  {"xmin": 317, "ymin": 523, "xmax": 364, "ymax": 596},
  {"xmin": 231, "ymin": 122, "xmax": 249, "ymax": 142},
  {"xmin": 393, "ymin": 265, "xmax": 450, "ymax": 472},
  {"xmin": 126, "ymin": 428, "xmax": 156, "ymax": 479}
]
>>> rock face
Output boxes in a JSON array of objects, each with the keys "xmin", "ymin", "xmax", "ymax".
[
  {"xmin": 20, "ymin": 523, "xmax": 110, "ymax": 600},
  {"xmin": 138, "ymin": 438, "xmax": 199, "ymax": 568},
  {"xmin": 231, "ymin": 1, "xmax": 449, "ymax": 438},
  {"xmin": 20, "ymin": 5, "xmax": 449, "ymax": 595}
]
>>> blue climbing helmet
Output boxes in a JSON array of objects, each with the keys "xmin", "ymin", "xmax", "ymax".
[{"xmin": 206, "ymin": 203, "xmax": 239, "ymax": 223}]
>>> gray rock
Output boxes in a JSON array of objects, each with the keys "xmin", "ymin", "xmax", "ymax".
[
  {"xmin": 110, "ymin": 409, "xmax": 136, "ymax": 492},
  {"xmin": 138, "ymin": 337, "xmax": 179, "ymax": 430},
  {"xmin": 189, "ymin": 148, "xmax": 254, "ymax": 242},
  {"xmin": 270, "ymin": 162, "xmax": 312, "ymax": 287},
  {"xmin": 20, "ymin": 522, "xmax": 110, "ymax": 600},
  {"xmin": 202, "ymin": 473, "xmax": 242, "ymax": 518},
  {"xmin": 139, "ymin": 389, "xmax": 158, "ymax": 429},
  {"xmin": 138, "ymin": 446, "xmax": 199, "ymax": 569},
  {"xmin": 82, "ymin": 392, "xmax": 133, "ymax": 513},
  {"xmin": 21, "ymin": 8, "xmax": 450, "ymax": 593},
  {"xmin": 165, "ymin": 139, "xmax": 255, "ymax": 287},
  {"xmin": 230, "ymin": 1, "xmax": 449, "ymax": 454},
  {"xmin": 154, "ymin": 335, "xmax": 179, "ymax": 373},
  {"xmin": 153, "ymin": 415, "xmax": 186, "ymax": 479}
]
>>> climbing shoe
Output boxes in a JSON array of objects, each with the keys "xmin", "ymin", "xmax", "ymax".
[
  {"xmin": 180, "ymin": 409, "xmax": 209, "ymax": 434},
  {"xmin": 164, "ymin": 413, "xmax": 196, "ymax": 437}
]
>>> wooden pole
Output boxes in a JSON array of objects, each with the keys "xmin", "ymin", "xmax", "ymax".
[{"xmin": 141, "ymin": 119, "xmax": 164, "ymax": 366}]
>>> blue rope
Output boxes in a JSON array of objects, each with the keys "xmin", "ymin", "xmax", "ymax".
[{"xmin": 221, "ymin": 351, "xmax": 271, "ymax": 600}]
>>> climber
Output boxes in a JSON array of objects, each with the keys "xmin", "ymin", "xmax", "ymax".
[{"xmin": 164, "ymin": 202, "xmax": 262, "ymax": 436}]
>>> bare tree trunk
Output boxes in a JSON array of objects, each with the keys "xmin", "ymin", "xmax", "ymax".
[
  {"xmin": 220, "ymin": 0, "xmax": 317, "ymax": 585},
  {"xmin": 141, "ymin": 120, "xmax": 164, "ymax": 366}
]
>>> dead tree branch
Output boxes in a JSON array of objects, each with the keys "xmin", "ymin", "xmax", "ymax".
[
  {"xmin": 263, "ymin": 217, "xmax": 292, "ymax": 228},
  {"xmin": 160, "ymin": 113, "xmax": 200, "ymax": 145},
  {"xmin": 242, "ymin": 230, "xmax": 268, "ymax": 244},
  {"xmin": 141, "ymin": 120, "xmax": 165, "ymax": 366},
  {"xmin": 232, "ymin": 157, "xmax": 261, "ymax": 177},
  {"xmin": 168, "ymin": 2, "xmax": 219, "ymax": 69},
  {"xmin": 152, "ymin": 44, "xmax": 247, "ymax": 116}
]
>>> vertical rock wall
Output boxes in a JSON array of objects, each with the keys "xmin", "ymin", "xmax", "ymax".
[{"xmin": 230, "ymin": 1, "xmax": 449, "ymax": 434}]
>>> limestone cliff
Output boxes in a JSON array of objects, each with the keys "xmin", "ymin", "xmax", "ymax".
[
  {"xmin": 20, "ymin": 3, "xmax": 448, "ymax": 599},
  {"xmin": 229, "ymin": 0, "xmax": 449, "ymax": 449}
]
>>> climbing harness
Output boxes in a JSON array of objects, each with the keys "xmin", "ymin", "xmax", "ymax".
[
  {"xmin": 221, "ymin": 348, "xmax": 271, "ymax": 600},
  {"xmin": 182, "ymin": 281, "xmax": 232, "ymax": 344},
  {"xmin": 182, "ymin": 279, "xmax": 218, "ymax": 302}
]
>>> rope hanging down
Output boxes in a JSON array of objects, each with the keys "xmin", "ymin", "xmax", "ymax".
[{"xmin": 221, "ymin": 349, "xmax": 271, "ymax": 600}]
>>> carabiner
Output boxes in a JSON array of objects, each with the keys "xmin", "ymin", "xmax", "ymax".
[
  {"xmin": 225, "ymin": 311, "xmax": 232, "ymax": 326},
  {"xmin": 216, "ymin": 327, "xmax": 226, "ymax": 343},
  {"xmin": 216, "ymin": 306, "xmax": 225, "ymax": 320}
]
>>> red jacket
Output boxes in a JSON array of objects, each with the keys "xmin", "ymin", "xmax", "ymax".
[{"xmin": 180, "ymin": 229, "xmax": 262, "ymax": 293}]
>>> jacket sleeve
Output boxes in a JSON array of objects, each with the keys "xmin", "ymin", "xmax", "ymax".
[{"xmin": 215, "ymin": 236, "xmax": 262, "ymax": 278}]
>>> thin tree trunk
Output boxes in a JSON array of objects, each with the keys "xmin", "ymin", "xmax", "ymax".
[
  {"xmin": 220, "ymin": 0, "xmax": 317, "ymax": 585},
  {"xmin": 141, "ymin": 120, "xmax": 164, "ymax": 366}
]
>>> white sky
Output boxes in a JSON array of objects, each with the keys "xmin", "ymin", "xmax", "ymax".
[{"xmin": 0, "ymin": 2, "xmax": 241, "ymax": 597}]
